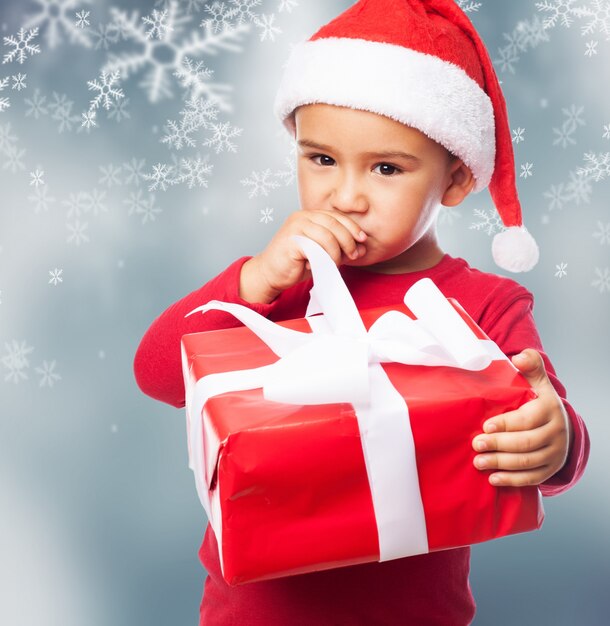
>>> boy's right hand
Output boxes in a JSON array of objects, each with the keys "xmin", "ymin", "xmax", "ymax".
[{"xmin": 239, "ymin": 209, "xmax": 368, "ymax": 304}]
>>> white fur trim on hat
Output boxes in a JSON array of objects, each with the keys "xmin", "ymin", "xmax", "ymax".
[
  {"xmin": 492, "ymin": 226, "xmax": 539, "ymax": 273},
  {"xmin": 274, "ymin": 37, "xmax": 496, "ymax": 192}
]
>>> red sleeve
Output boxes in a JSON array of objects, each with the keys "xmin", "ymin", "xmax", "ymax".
[
  {"xmin": 480, "ymin": 289, "xmax": 590, "ymax": 497},
  {"xmin": 133, "ymin": 256, "xmax": 285, "ymax": 409}
]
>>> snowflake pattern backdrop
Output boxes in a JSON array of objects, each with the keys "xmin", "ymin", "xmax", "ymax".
[{"xmin": 0, "ymin": 1, "xmax": 608, "ymax": 625}]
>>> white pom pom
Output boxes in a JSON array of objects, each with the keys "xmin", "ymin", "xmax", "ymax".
[{"xmin": 492, "ymin": 226, "xmax": 539, "ymax": 272}]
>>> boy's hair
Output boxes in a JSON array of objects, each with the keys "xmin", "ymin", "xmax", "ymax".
[{"xmin": 274, "ymin": 0, "xmax": 540, "ymax": 273}]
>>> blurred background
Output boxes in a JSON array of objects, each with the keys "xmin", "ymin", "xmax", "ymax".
[{"xmin": 0, "ymin": 1, "xmax": 608, "ymax": 624}]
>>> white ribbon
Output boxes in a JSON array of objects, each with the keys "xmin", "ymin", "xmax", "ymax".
[{"xmin": 183, "ymin": 236, "xmax": 506, "ymax": 561}]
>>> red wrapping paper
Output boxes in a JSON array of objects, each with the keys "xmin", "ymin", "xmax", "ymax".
[{"xmin": 181, "ymin": 299, "xmax": 544, "ymax": 586}]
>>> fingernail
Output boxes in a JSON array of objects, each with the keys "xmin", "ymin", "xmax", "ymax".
[
  {"xmin": 484, "ymin": 422, "xmax": 497, "ymax": 433},
  {"xmin": 358, "ymin": 230, "xmax": 367, "ymax": 240},
  {"xmin": 489, "ymin": 474, "xmax": 501, "ymax": 485},
  {"xmin": 474, "ymin": 456, "xmax": 487, "ymax": 468},
  {"xmin": 476, "ymin": 440, "xmax": 487, "ymax": 451}
]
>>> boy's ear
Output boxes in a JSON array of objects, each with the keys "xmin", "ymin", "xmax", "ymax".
[{"xmin": 441, "ymin": 159, "xmax": 476, "ymax": 207}]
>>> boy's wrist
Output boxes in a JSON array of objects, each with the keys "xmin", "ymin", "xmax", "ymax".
[{"xmin": 239, "ymin": 257, "xmax": 281, "ymax": 304}]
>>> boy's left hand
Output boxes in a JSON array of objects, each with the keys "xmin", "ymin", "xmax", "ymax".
[{"xmin": 472, "ymin": 348, "xmax": 573, "ymax": 487}]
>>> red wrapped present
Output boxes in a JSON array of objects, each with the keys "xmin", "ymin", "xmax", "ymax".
[{"xmin": 181, "ymin": 236, "xmax": 544, "ymax": 586}]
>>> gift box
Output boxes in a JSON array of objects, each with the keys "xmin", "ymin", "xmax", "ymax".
[{"xmin": 181, "ymin": 236, "xmax": 544, "ymax": 586}]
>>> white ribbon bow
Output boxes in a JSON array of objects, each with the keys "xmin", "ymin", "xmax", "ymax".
[{"xmin": 183, "ymin": 236, "xmax": 505, "ymax": 561}]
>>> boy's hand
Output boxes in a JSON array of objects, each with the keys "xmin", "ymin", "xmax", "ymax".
[
  {"xmin": 240, "ymin": 209, "xmax": 367, "ymax": 303},
  {"xmin": 472, "ymin": 348, "xmax": 572, "ymax": 487}
]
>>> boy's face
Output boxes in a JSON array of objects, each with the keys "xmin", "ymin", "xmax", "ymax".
[{"xmin": 294, "ymin": 103, "xmax": 461, "ymax": 273}]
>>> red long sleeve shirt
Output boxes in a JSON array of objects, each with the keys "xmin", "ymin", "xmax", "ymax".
[{"xmin": 133, "ymin": 253, "xmax": 589, "ymax": 626}]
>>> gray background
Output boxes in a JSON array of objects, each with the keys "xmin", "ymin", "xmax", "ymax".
[{"xmin": 0, "ymin": 1, "xmax": 608, "ymax": 624}]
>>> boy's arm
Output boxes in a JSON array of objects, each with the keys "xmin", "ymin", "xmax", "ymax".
[
  {"xmin": 481, "ymin": 293, "xmax": 589, "ymax": 496},
  {"xmin": 133, "ymin": 256, "xmax": 308, "ymax": 409}
]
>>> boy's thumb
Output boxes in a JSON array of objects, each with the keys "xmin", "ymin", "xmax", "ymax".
[{"xmin": 511, "ymin": 349, "xmax": 549, "ymax": 388}]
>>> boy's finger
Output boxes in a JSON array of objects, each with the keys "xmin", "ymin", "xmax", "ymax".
[
  {"xmin": 473, "ymin": 424, "xmax": 551, "ymax": 454},
  {"xmin": 482, "ymin": 403, "xmax": 548, "ymax": 434},
  {"xmin": 511, "ymin": 349, "xmax": 554, "ymax": 393},
  {"xmin": 486, "ymin": 467, "xmax": 552, "ymax": 488},
  {"xmin": 473, "ymin": 448, "xmax": 550, "ymax": 472}
]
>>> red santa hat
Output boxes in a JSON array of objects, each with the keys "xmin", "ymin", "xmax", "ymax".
[{"xmin": 273, "ymin": 0, "xmax": 539, "ymax": 272}]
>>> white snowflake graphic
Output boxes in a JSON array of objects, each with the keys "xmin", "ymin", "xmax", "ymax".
[
  {"xmin": 48, "ymin": 92, "xmax": 80, "ymax": 132},
  {"xmin": 24, "ymin": 88, "xmax": 48, "ymax": 118},
  {"xmin": 66, "ymin": 220, "xmax": 90, "ymax": 246},
  {"xmin": 470, "ymin": 208, "xmax": 503, "ymax": 236},
  {"xmin": 83, "ymin": 188, "xmax": 107, "ymax": 216},
  {"xmin": 3, "ymin": 27, "xmax": 41, "ymax": 64},
  {"xmin": 124, "ymin": 188, "xmax": 150, "ymax": 216},
  {"xmin": 142, "ymin": 9, "xmax": 173, "ymax": 40},
  {"xmin": 75, "ymin": 10, "xmax": 90, "ymax": 29},
  {"xmin": 162, "ymin": 116, "xmax": 199, "ymax": 150},
  {"xmin": 202, "ymin": 121, "xmax": 242, "ymax": 153},
  {"xmin": 30, "ymin": 168, "xmax": 44, "ymax": 186},
  {"xmin": 144, "ymin": 162, "xmax": 177, "ymax": 191},
  {"xmin": 241, "ymin": 168, "xmax": 280, "ymax": 198},
  {"xmin": 107, "ymin": 97, "xmax": 131, "ymax": 123},
  {"xmin": 278, "ymin": 0, "xmax": 299, "ymax": 13},
  {"xmin": 565, "ymin": 169, "xmax": 593, "ymax": 205},
  {"xmin": 578, "ymin": 151, "xmax": 610, "ymax": 181},
  {"xmin": 122, "ymin": 157, "xmax": 146, "ymax": 186},
  {"xmin": 536, "ymin": 0, "xmax": 580, "ymax": 29},
  {"xmin": 91, "ymin": 22, "xmax": 119, "ymax": 51},
  {"xmin": 23, "ymin": 0, "xmax": 91, "ymax": 49},
  {"xmin": 554, "ymin": 262, "xmax": 568, "ymax": 278},
  {"xmin": 574, "ymin": 0, "xmax": 610, "ymax": 39},
  {"xmin": 229, "ymin": 0, "xmax": 263, "ymax": 25},
  {"xmin": 255, "ymin": 13, "xmax": 282, "ymax": 42},
  {"xmin": 105, "ymin": 1, "xmax": 250, "ymax": 108},
  {"xmin": 202, "ymin": 2, "xmax": 240, "ymax": 34},
  {"xmin": 87, "ymin": 71, "xmax": 124, "ymax": 112},
  {"xmin": 520, "ymin": 162, "xmax": 534, "ymax": 178},
  {"xmin": 591, "ymin": 267, "xmax": 610, "ymax": 293},
  {"xmin": 592, "ymin": 221, "xmax": 610, "ymax": 244},
  {"xmin": 49, "ymin": 268, "xmax": 63, "ymax": 285},
  {"xmin": 512, "ymin": 127, "xmax": 526, "ymax": 143},
  {"xmin": 178, "ymin": 155, "xmax": 213, "ymax": 188},
  {"xmin": 35, "ymin": 360, "xmax": 61, "ymax": 387},
  {"xmin": 553, "ymin": 122, "xmax": 577, "ymax": 148},
  {"xmin": 63, "ymin": 191, "xmax": 89, "ymax": 218},
  {"xmin": 585, "ymin": 39, "xmax": 599, "ymax": 54},
  {"xmin": 260, "ymin": 207, "xmax": 274, "ymax": 223},
  {"xmin": 136, "ymin": 192, "xmax": 162, "ymax": 223},
  {"xmin": 0, "ymin": 121, "xmax": 18, "ymax": 153},
  {"xmin": 2, "ymin": 339, "xmax": 34, "ymax": 383},
  {"xmin": 273, "ymin": 154, "xmax": 296, "ymax": 186},
  {"xmin": 3, "ymin": 143, "xmax": 26, "ymax": 173},
  {"xmin": 457, "ymin": 1, "xmax": 483, "ymax": 12},
  {"xmin": 494, "ymin": 16, "xmax": 550, "ymax": 74},
  {"xmin": 603, "ymin": 123, "xmax": 610, "ymax": 139},
  {"xmin": 99, "ymin": 163, "xmax": 122, "ymax": 187},
  {"xmin": 543, "ymin": 183, "xmax": 568, "ymax": 210},
  {"xmin": 80, "ymin": 109, "xmax": 97, "ymax": 130},
  {"xmin": 11, "ymin": 73, "xmax": 27, "ymax": 91},
  {"xmin": 28, "ymin": 185, "xmax": 55, "ymax": 213}
]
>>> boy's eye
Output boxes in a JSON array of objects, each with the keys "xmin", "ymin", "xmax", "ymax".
[
  {"xmin": 373, "ymin": 163, "xmax": 402, "ymax": 176},
  {"xmin": 310, "ymin": 154, "xmax": 335, "ymax": 166}
]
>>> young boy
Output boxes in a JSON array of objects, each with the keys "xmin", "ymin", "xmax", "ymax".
[{"xmin": 134, "ymin": 1, "xmax": 589, "ymax": 624}]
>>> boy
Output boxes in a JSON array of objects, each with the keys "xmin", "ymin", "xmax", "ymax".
[{"xmin": 133, "ymin": 1, "xmax": 589, "ymax": 624}]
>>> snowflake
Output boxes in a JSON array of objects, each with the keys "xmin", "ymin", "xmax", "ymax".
[
  {"xmin": 520, "ymin": 162, "xmax": 534, "ymax": 178},
  {"xmin": 62, "ymin": 191, "xmax": 89, "ymax": 218},
  {"xmin": 255, "ymin": 13, "xmax": 282, "ymax": 42},
  {"xmin": 48, "ymin": 92, "xmax": 80, "ymax": 132},
  {"xmin": 494, "ymin": 16, "xmax": 549, "ymax": 74},
  {"xmin": 105, "ymin": 1, "xmax": 250, "ymax": 108},
  {"xmin": 437, "ymin": 206, "xmax": 462, "ymax": 226},
  {"xmin": 24, "ymin": 88, "xmax": 48, "ymax": 118},
  {"xmin": 591, "ymin": 267, "xmax": 610, "ymax": 293},
  {"xmin": 91, "ymin": 22, "xmax": 119, "ymax": 50},
  {"xmin": 585, "ymin": 39, "xmax": 598, "ymax": 54},
  {"xmin": 469, "ymin": 208, "xmax": 503, "ymax": 236},
  {"xmin": 3, "ymin": 27, "xmax": 41, "ymax": 64},
  {"xmin": 124, "ymin": 188, "xmax": 149, "ymax": 216},
  {"xmin": 162, "ymin": 116, "xmax": 198, "ymax": 150},
  {"xmin": 83, "ymin": 188, "xmax": 107, "ymax": 216},
  {"xmin": 142, "ymin": 9, "xmax": 173, "ymax": 40},
  {"xmin": 177, "ymin": 156, "xmax": 213, "ymax": 188},
  {"xmin": 80, "ymin": 110, "xmax": 97, "ymax": 130},
  {"xmin": 274, "ymin": 154, "xmax": 296, "ymax": 186},
  {"xmin": 603, "ymin": 123, "xmax": 610, "ymax": 139},
  {"xmin": 0, "ymin": 121, "xmax": 18, "ymax": 153},
  {"xmin": 30, "ymin": 168, "xmax": 44, "ymax": 186},
  {"xmin": 28, "ymin": 185, "xmax": 55, "ymax": 213},
  {"xmin": 456, "ymin": 1, "xmax": 483, "ymax": 12},
  {"xmin": 66, "ymin": 220, "xmax": 90, "ymax": 246},
  {"xmin": 202, "ymin": 2, "xmax": 240, "ymax": 33},
  {"xmin": 23, "ymin": 0, "xmax": 91, "ymax": 49},
  {"xmin": 202, "ymin": 121, "xmax": 242, "ymax": 153},
  {"xmin": 278, "ymin": 0, "xmax": 299, "ymax": 12},
  {"xmin": 0, "ymin": 96, "xmax": 9, "ymax": 113},
  {"xmin": 171, "ymin": 55, "xmax": 229, "ymax": 103},
  {"xmin": 565, "ymin": 169, "xmax": 593, "ymax": 204},
  {"xmin": 122, "ymin": 157, "xmax": 146, "ymax": 186},
  {"xmin": 133, "ymin": 191, "xmax": 162, "ymax": 223},
  {"xmin": 229, "ymin": 0, "xmax": 263, "ymax": 25},
  {"xmin": 579, "ymin": 151, "xmax": 610, "ymax": 181},
  {"xmin": 3, "ymin": 143, "xmax": 26, "ymax": 173},
  {"xmin": 75, "ymin": 10, "xmax": 90, "ymax": 29},
  {"xmin": 87, "ymin": 71, "xmax": 124, "ymax": 112},
  {"xmin": 35, "ymin": 360, "xmax": 61, "ymax": 387},
  {"xmin": 562, "ymin": 104, "xmax": 586, "ymax": 130},
  {"xmin": 48, "ymin": 268, "xmax": 63, "ymax": 285},
  {"xmin": 512, "ymin": 127, "xmax": 526, "ymax": 143},
  {"xmin": 241, "ymin": 168, "xmax": 280, "ymax": 198},
  {"xmin": 592, "ymin": 221, "xmax": 610, "ymax": 245},
  {"xmin": 181, "ymin": 96, "xmax": 219, "ymax": 129},
  {"xmin": 144, "ymin": 162, "xmax": 177, "ymax": 191},
  {"xmin": 554, "ymin": 262, "xmax": 568, "ymax": 278},
  {"xmin": 2, "ymin": 339, "xmax": 34, "ymax": 383},
  {"xmin": 574, "ymin": 0, "xmax": 610, "ymax": 39},
  {"xmin": 107, "ymin": 97, "xmax": 131, "ymax": 123},
  {"xmin": 543, "ymin": 183, "xmax": 568, "ymax": 210},
  {"xmin": 536, "ymin": 0, "xmax": 579, "ymax": 29},
  {"xmin": 11, "ymin": 73, "xmax": 27, "ymax": 91},
  {"xmin": 99, "ymin": 163, "xmax": 122, "ymax": 187},
  {"xmin": 259, "ymin": 207, "xmax": 274, "ymax": 223},
  {"xmin": 553, "ymin": 121, "xmax": 577, "ymax": 148}
]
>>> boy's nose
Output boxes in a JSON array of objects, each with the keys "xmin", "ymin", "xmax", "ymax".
[{"xmin": 331, "ymin": 177, "xmax": 369, "ymax": 214}]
